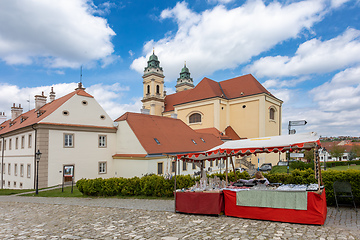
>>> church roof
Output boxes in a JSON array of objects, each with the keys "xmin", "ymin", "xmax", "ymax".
[
  {"xmin": 114, "ymin": 112, "xmax": 223, "ymax": 155},
  {"xmin": 165, "ymin": 74, "xmax": 279, "ymax": 112},
  {"xmin": 0, "ymin": 89, "xmax": 94, "ymax": 135}
]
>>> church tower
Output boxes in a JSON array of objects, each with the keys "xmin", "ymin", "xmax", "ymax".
[
  {"xmin": 175, "ymin": 62, "xmax": 194, "ymax": 92},
  {"xmin": 141, "ymin": 50, "xmax": 165, "ymax": 116}
]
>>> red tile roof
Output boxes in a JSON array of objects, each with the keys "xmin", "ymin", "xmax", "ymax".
[
  {"xmin": 164, "ymin": 74, "xmax": 278, "ymax": 112},
  {"xmin": 115, "ymin": 112, "xmax": 223, "ymax": 155},
  {"xmin": 195, "ymin": 127, "xmax": 232, "ymax": 140},
  {"xmin": 0, "ymin": 89, "xmax": 93, "ymax": 135}
]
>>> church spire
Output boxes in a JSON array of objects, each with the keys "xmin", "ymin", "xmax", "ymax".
[{"xmin": 176, "ymin": 61, "xmax": 194, "ymax": 92}]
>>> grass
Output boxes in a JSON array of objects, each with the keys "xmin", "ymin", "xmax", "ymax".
[
  {"xmin": 325, "ymin": 165, "xmax": 360, "ymax": 171},
  {"xmin": 21, "ymin": 186, "xmax": 174, "ymax": 200},
  {"xmin": 0, "ymin": 189, "xmax": 33, "ymax": 195},
  {"xmin": 23, "ymin": 186, "xmax": 84, "ymax": 197},
  {"xmin": 270, "ymin": 164, "xmax": 360, "ymax": 173}
]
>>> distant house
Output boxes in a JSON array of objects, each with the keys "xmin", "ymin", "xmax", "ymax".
[{"xmin": 319, "ymin": 141, "xmax": 360, "ymax": 162}]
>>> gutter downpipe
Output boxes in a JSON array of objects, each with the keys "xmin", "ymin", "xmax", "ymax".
[
  {"xmin": 1, "ymin": 136, "xmax": 4, "ymax": 189},
  {"xmin": 31, "ymin": 125, "xmax": 37, "ymax": 189}
]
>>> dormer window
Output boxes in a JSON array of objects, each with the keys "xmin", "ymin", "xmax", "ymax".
[
  {"xmin": 154, "ymin": 138, "xmax": 160, "ymax": 145},
  {"xmin": 200, "ymin": 138, "xmax": 205, "ymax": 143},
  {"xmin": 20, "ymin": 116, "xmax": 28, "ymax": 123},
  {"xmin": 192, "ymin": 139, "xmax": 197, "ymax": 145},
  {"xmin": 37, "ymin": 110, "xmax": 46, "ymax": 117}
]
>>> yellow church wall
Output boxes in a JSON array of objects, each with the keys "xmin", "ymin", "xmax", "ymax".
[
  {"xmin": 176, "ymin": 100, "xmax": 215, "ymax": 130},
  {"xmin": 229, "ymin": 98, "xmax": 260, "ymax": 139},
  {"xmin": 264, "ymin": 96, "xmax": 282, "ymax": 137}
]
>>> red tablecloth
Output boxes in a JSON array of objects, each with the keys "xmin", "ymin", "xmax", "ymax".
[
  {"xmin": 223, "ymin": 189, "xmax": 327, "ymax": 225},
  {"xmin": 175, "ymin": 191, "xmax": 225, "ymax": 215}
]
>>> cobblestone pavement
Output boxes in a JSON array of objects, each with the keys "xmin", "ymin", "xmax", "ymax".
[{"xmin": 0, "ymin": 196, "xmax": 359, "ymax": 239}]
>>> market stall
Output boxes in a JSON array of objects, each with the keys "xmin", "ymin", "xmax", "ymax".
[{"xmin": 174, "ymin": 132, "xmax": 326, "ymax": 224}]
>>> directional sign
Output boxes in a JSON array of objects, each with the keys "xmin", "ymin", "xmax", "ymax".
[
  {"xmin": 289, "ymin": 120, "xmax": 307, "ymax": 126},
  {"xmin": 290, "ymin": 153, "xmax": 305, "ymax": 158},
  {"xmin": 289, "ymin": 129, "xmax": 296, "ymax": 135}
]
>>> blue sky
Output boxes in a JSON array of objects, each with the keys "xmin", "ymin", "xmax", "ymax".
[{"xmin": 0, "ymin": 0, "xmax": 360, "ymax": 137}]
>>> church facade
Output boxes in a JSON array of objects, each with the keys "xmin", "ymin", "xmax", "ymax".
[{"xmin": 140, "ymin": 52, "xmax": 283, "ymax": 165}]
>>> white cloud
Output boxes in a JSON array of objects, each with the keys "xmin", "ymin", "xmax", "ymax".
[
  {"xmin": 207, "ymin": 0, "xmax": 234, "ymax": 4},
  {"xmin": 0, "ymin": 82, "xmax": 139, "ymax": 121},
  {"xmin": 330, "ymin": 0, "xmax": 351, "ymax": 8},
  {"xmin": 262, "ymin": 76, "xmax": 309, "ymax": 88},
  {"xmin": 310, "ymin": 66, "xmax": 360, "ymax": 112},
  {"xmin": 131, "ymin": 0, "xmax": 326, "ymax": 81},
  {"xmin": 247, "ymin": 28, "xmax": 360, "ymax": 77},
  {"xmin": 0, "ymin": 0, "xmax": 116, "ymax": 68},
  {"xmin": 278, "ymin": 66, "xmax": 360, "ymax": 137}
]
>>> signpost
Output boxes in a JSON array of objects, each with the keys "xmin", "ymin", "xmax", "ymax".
[{"xmin": 287, "ymin": 120, "xmax": 307, "ymax": 173}]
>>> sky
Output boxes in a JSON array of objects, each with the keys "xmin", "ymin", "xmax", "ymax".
[{"xmin": 0, "ymin": 0, "xmax": 360, "ymax": 137}]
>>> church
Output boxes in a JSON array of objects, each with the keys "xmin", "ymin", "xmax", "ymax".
[{"xmin": 140, "ymin": 51, "xmax": 283, "ymax": 166}]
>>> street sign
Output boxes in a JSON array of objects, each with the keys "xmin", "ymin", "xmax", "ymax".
[
  {"xmin": 289, "ymin": 120, "xmax": 307, "ymax": 126},
  {"xmin": 289, "ymin": 129, "xmax": 296, "ymax": 135},
  {"xmin": 290, "ymin": 153, "xmax": 305, "ymax": 158}
]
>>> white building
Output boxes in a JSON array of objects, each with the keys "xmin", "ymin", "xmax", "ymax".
[{"xmin": 0, "ymin": 85, "xmax": 223, "ymax": 189}]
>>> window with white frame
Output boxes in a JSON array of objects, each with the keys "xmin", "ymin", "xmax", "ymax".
[
  {"xmin": 269, "ymin": 107, "xmax": 276, "ymax": 121},
  {"xmin": 28, "ymin": 134, "xmax": 32, "ymax": 148},
  {"xmin": 27, "ymin": 164, "xmax": 31, "ymax": 178},
  {"xmin": 8, "ymin": 163, "xmax": 10, "ymax": 175},
  {"xmin": 182, "ymin": 161, "xmax": 187, "ymax": 171},
  {"xmin": 189, "ymin": 113, "xmax": 202, "ymax": 124},
  {"xmin": 171, "ymin": 161, "xmax": 176, "ymax": 173},
  {"xmin": 157, "ymin": 162, "xmax": 163, "ymax": 175},
  {"xmin": 20, "ymin": 164, "xmax": 24, "ymax": 177},
  {"xmin": 14, "ymin": 164, "xmax": 17, "ymax": 176},
  {"xmin": 99, "ymin": 162, "xmax": 107, "ymax": 174},
  {"xmin": 98, "ymin": 135, "xmax": 107, "ymax": 148},
  {"xmin": 9, "ymin": 139, "xmax": 12, "ymax": 150},
  {"xmin": 21, "ymin": 136, "xmax": 25, "ymax": 149},
  {"xmin": 64, "ymin": 134, "xmax": 74, "ymax": 148},
  {"xmin": 15, "ymin": 137, "xmax": 18, "ymax": 149}
]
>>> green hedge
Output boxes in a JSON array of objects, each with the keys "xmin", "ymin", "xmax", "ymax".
[
  {"xmin": 325, "ymin": 160, "xmax": 360, "ymax": 168},
  {"xmin": 76, "ymin": 170, "xmax": 360, "ymax": 206}
]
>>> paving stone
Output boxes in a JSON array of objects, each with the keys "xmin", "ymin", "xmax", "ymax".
[{"xmin": 0, "ymin": 196, "xmax": 359, "ymax": 239}]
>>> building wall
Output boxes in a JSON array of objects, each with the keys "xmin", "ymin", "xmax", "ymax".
[
  {"xmin": 0, "ymin": 129, "xmax": 36, "ymax": 189},
  {"xmin": 41, "ymin": 94, "xmax": 114, "ymax": 127},
  {"xmin": 229, "ymin": 97, "xmax": 260, "ymax": 139},
  {"xmin": 176, "ymin": 101, "xmax": 215, "ymax": 130},
  {"xmin": 47, "ymin": 128, "xmax": 116, "ymax": 187}
]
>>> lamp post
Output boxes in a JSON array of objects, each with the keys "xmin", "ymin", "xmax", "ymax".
[
  {"xmin": 35, "ymin": 149, "xmax": 42, "ymax": 195},
  {"xmin": 323, "ymin": 147, "xmax": 327, "ymax": 170}
]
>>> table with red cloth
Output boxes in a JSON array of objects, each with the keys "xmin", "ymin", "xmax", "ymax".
[
  {"xmin": 175, "ymin": 191, "xmax": 225, "ymax": 215},
  {"xmin": 223, "ymin": 189, "xmax": 327, "ymax": 225}
]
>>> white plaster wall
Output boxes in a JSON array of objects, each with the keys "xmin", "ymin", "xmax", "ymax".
[
  {"xmin": 115, "ymin": 121, "xmax": 147, "ymax": 154},
  {"xmin": 47, "ymin": 129, "xmax": 116, "ymax": 186},
  {"xmin": 1, "ymin": 130, "xmax": 36, "ymax": 189},
  {"xmin": 41, "ymin": 95, "xmax": 114, "ymax": 127}
]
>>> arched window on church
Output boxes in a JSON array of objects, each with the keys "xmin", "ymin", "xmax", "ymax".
[
  {"xmin": 269, "ymin": 107, "xmax": 276, "ymax": 120},
  {"xmin": 147, "ymin": 85, "xmax": 150, "ymax": 95},
  {"xmin": 156, "ymin": 85, "xmax": 160, "ymax": 94},
  {"xmin": 189, "ymin": 113, "xmax": 202, "ymax": 124}
]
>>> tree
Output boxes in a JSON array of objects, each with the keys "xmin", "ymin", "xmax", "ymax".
[
  {"xmin": 304, "ymin": 149, "xmax": 314, "ymax": 162},
  {"xmin": 329, "ymin": 144, "xmax": 345, "ymax": 161},
  {"xmin": 349, "ymin": 145, "xmax": 360, "ymax": 160}
]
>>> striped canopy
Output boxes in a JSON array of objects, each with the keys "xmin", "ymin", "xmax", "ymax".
[{"xmin": 177, "ymin": 132, "xmax": 320, "ymax": 162}]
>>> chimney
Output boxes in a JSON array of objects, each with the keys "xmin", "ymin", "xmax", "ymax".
[
  {"xmin": 35, "ymin": 91, "xmax": 47, "ymax": 110},
  {"xmin": 49, "ymin": 87, "xmax": 56, "ymax": 102},
  {"xmin": 0, "ymin": 112, "xmax": 7, "ymax": 124},
  {"xmin": 11, "ymin": 103, "xmax": 23, "ymax": 121}
]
